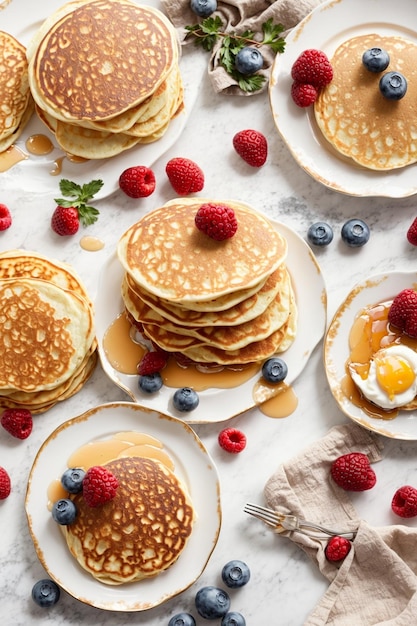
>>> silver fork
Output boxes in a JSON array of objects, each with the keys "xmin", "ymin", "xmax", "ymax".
[{"xmin": 244, "ymin": 503, "xmax": 357, "ymax": 540}]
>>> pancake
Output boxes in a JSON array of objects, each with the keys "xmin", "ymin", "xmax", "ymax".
[
  {"xmin": 64, "ymin": 456, "xmax": 194, "ymax": 584},
  {"xmin": 117, "ymin": 199, "xmax": 288, "ymax": 303},
  {"xmin": 314, "ymin": 34, "xmax": 417, "ymax": 170}
]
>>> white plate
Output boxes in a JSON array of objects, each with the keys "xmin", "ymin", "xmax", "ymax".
[
  {"xmin": 324, "ymin": 272, "xmax": 417, "ymax": 440},
  {"xmin": 25, "ymin": 402, "xmax": 221, "ymax": 611},
  {"xmin": 269, "ymin": 0, "xmax": 417, "ymax": 198},
  {"xmin": 95, "ymin": 219, "xmax": 327, "ymax": 423},
  {"xmin": 0, "ymin": 0, "xmax": 205, "ymax": 199}
]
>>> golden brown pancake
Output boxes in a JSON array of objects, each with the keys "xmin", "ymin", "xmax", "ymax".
[{"xmin": 314, "ymin": 34, "xmax": 417, "ymax": 170}]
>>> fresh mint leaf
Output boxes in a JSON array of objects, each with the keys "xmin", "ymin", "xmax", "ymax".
[{"xmin": 54, "ymin": 178, "xmax": 103, "ymax": 227}]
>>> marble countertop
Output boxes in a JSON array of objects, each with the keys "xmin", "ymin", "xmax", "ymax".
[{"xmin": 3, "ymin": 7, "xmax": 417, "ymax": 625}]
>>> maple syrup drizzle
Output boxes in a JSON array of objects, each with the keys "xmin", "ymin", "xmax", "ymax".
[
  {"xmin": 80, "ymin": 236, "xmax": 105, "ymax": 251},
  {"xmin": 0, "ymin": 145, "xmax": 28, "ymax": 172},
  {"xmin": 25, "ymin": 134, "xmax": 54, "ymax": 156}
]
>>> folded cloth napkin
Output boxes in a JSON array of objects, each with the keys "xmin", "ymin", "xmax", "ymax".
[
  {"xmin": 264, "ymin": 423, "xmax": 417, "ymax": 625},
  {"xmin": 160, "ymin": 0, "xmax": 325, "ymax": 95}
]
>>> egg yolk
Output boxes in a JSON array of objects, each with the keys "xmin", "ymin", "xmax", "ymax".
[{"xmin": 375, "ymin": 354, "xmax": 415, "ymax": 399}]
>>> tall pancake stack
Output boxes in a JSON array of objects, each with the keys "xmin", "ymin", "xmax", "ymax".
[
  {"xmin": 0, "ymin": 31, "xmax": 34, "ymax": 151},
  {"xmin": 0, "ymin": 250, "xmax": 97, "ymax": 413},
  {"xmin": 26, "ymin": 0, "xmax": 183, "ymax": 159},
  {"xmin": 117, "ymin": 199, "xmax": 297, "ymax": 367}
]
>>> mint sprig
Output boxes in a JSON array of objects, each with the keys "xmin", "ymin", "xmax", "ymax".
[
  {"xmin": 185, "ymin": 17, "xmax": 286, "ymax": 93},
  {"xmin": 54, "ymin": 178, "xmax": 103, "ymax": 227}
]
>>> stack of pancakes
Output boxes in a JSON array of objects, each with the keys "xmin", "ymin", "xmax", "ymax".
[
  {"xmin": 26, "ymin": 0, "xmax": 183, "ymax": 159},
  {"xmin": 65, "ymin": 455, "xmax": 194, "ymax": 584},
  {"xmin": 0, "ymin": 250, "xmax": 97, "ymax": 413},
  {"xmin": 0, "ymin": 30, "xmax": 34, "ymax": 152},
  {"xmin": 117, "ymin": 199, "xmax": 297, "ymax": 366},
  {"xmin": 314, "ymin": 34, "xmax": 417, "ymax": 170}
]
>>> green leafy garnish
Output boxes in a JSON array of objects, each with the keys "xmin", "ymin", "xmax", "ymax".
[
  {"xmin": 185, "ymin": 17, "xmax": 286, "ymax": 93},
  {"xmin": 54, "ymin": 178, "xmax": 103, "ymax": 227}
]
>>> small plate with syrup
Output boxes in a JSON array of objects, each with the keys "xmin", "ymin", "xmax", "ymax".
[{"xmin": 324, "ymin": 271, "xmax": 417, "ymax": 440}]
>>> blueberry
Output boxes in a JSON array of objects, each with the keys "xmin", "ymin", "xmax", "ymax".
[
  {"xmin": 168, "ymin": 613, "xmax": 196, "ymax": 626},
  {"xmin": 173, "ymin": 387, "xmax": 199, "ymax": 412},
  {"xmin": 195, "ymin": 586, "xmax": 230, "ymax": 619},
  {"xmin": 51, "ymin": 498, "xmax": 77, "ymax": 525},
  {"xmin": 379, "ymin": 71, "xmax": 407, "ymax": 100},
  {"xmin": 222, "ymin": 612, "xmax": 247, "ymax": 626},
  {"xmin": 190, "ymin": 0, "xmax": 217, "ymax": 17},
  {"xmin": 261, "ymin": 357, "xmax": 288, "ymax": 384},
  {"xmin": 139, "ymin": 372, "xmax": 163, "ymax": 393},
  {"xmin": 31, "ymin": 579, "xmax": 60, "ymax": 607},
  {"xmin": 61, "ymin": 467, "xmax": 85, "ymax": 493},
  {"xmin": 362, "ymin": 48, "xmax": 390, "ymax": 73},
  {"xmin": 341, "ymin": 218, "xmax": 370, "ymax": 247},
  {"xmin": 307, "ymin": 222, "xmax": 333, "ymax": 246},
  {"xmin": 235, "ymin": 47, "xmax": 263, "ymax": 75},
  {"xmin": 221, "ymin": 560, "xmax": 251, "ymax": 588}
]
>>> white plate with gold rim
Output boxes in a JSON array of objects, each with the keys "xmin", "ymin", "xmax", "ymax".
[
  {"xmin": 94, "ymin": 220, "xmax": 327, "ymax": 423},
  {"xmin": 324, "ymin": 271, "xmax": 417, "ymax": 440},
  {"xmin": 0, "ymin": 0, "xmax": 205, "ymax": 199},
  {"xmin": 25, "ymin": 402, "xmax": 221, "ymax": 611},
  {"xmin": 269, "ymin": 0, "xmax": 417, "ymax": 198}
]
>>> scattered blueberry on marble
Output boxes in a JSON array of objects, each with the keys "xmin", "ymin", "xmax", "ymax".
[
  {"xmin": 138, "ymin": 372, "xmax": 163, "ymax": 393},
  {"xmin": 341, "ymin": 218, "xmax": 370, "ymax": 247},
  {"xmin": 221, "ymin": 560, "xmax": 251, "ymax": 588},
  {"xmin": 262, "ymin": 357, "xmax": 288, "ymax": 383},
  {"xmin": 61, "ymin": 467, "xmax": 85, "ymax": 494},
  {"xmin": 379, "ymin": 71, "xmax": 407, "ymax": 100},
  {"xmin": 235, "ymin": 47, "xmax": 263, "ymax": 75},
  {"xmin": 190, "ymin": 0, "xmax": 217, "ymax": 18},
  {"xmin": 173, "ymin": 387, "xmax": 199, "ymax": 412},
  {"xmin": 51, "ymin": 498, "xmax": 77, "ymax": 525},
  {"xmin": 307, "ymin": 222, "xmax": 334, "ymax": 246},
  {"xmin": 195, "ymin": 586, "xmax": 231, "ymax": 619},
  {"xmin": 221, "ymin": 612, "xmax": 247, "ymax": 626},
  {"xmin": 362, "ymin": 47, "xmax": 390, "ymax": 72},
  {"xmin": 168, "ymin": 612, "xmax": 196, "ymax": 626},
  {"xmin": 31, "ymin": 579, "xmax": 60, "ymax": 608}
]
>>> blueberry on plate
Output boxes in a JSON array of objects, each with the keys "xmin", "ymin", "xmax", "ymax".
[
  {"xmin": 379, "ymin": 71, "xmax": 407, "ymax": 100},
  {"xmin": 235, "ymin": 47, "xmax": 263, "ymax": 75},
  {"xmin": 362, "ymin": 47, "xmax": 390, "ymax": 72},
  {"xmin": 261, "ymin": 357, "xmax": 288, "ymax": 384},
  {"xmin": 138, "ymin": 372, "xmax": 163, "ymax": 393},
  {"xmin": 222, "ymin": 612, "xmax": 247, "ymax": 626},
  {"xmin": 173, "ymin": 387, "xmax": 199, "ymax": 412},
  {"xmin": 61, "ymin": 467, "xmax": 85, "ymax": 494},
  {"xmin": 307, "ymin": 222, "xmax": 334, "ymax": 246},
  {"xmin": 341, "ymin": 218, "xmax": 370, "ymax": 247},
  {"xmin": 221, "ymin": 560, "xmax": 251, "ymax": 588},
  {"xmin": 168, "ymin": 612, "xmax": 196, "ymax": 626},
  {"xmin": 195, "ymin": 586, "xmax": 230, "ymax": 619},
  {"xmin": 31, "ymin": 579, "xmax": 60, "ymax": 608},
  {"xmin": 190, "ymin": 0, "xmax": 217, "ymax": 18},
  {"xmin": 51, "ymin": 498, "xmax": 77, "ymax": 525}
]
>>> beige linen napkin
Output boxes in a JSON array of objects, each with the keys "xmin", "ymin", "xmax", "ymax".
[
  {"xmin": 264, "ymin": 423, "xmax": 417, "ymax": 625},
  {"xmin": 161, "ymin": 0, "xmax": 324, "ymax": 95}
]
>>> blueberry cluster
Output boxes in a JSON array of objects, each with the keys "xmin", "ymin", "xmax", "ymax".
[
  {"xmin": 51, "ymin": 467, "xmax": 86, "ymax": 525},
  {"xmin": 139, "ymin": 372, "xmax": 200, "ymax": 413},
  {"xmin": 307, "ymin": 219, "xmax": 370, "ymax": 248},
  {"xmin": 362, "ymin": 47, "xmax": 407, "ymax": 100}
]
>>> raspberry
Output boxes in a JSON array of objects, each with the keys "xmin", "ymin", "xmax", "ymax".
[
  {"xmin": 388, "ymin": 289, "xmax": 417, "ymax": 338},
  {"xmin": 291, "ymin": 49, "xmax": 333, "ymax": 88},
  {"xmin": 407, "ymin": 216, "xmax": 417, "ymax": 246},
  {"xmin": 51, "ymin": 206, "xmax": 79, "ymax": 236},
  {"xmin": 291, "ymin": 81, "xmax": 318, "ymax": 107},
  {"xmin": 82, "ymin": 466, "xmax": 119, "ymax": 507},
  {"xmin": 195, "ymin": 203, "xmax": 238, "ymax": 241},
  {"xmin": 165, "ymin": 157, "xmax": 204, "ymax": 195},
  {"xmin": 391, "ymin": 485, "xmax": 417, "ymax": 518},
  {"xmin": 119, "ymin": 165, "xmax": 156, "ymax": 198},
  {"xmin": 0, "ymin": 466, "xmax": 11, "ymax": 499},
  {"xmin": 330, "ymin": 452, "xmax": 376, "ymax": 491},
  {"xmin": 218, "ymin": 428, "xmax": 246, "ymax": 453},
  {"xmin": 324, "ymin": 536, "xmax": 352, "ymax": 562},
  {"xmin": 0, "ymin": 203, "xmax": 12, "ymax": 230},
  {"xmin": 232, "ymin": 129, "xmax": 267, "ymax": 167},
  {"xmin": 1, "ymin": 408, "xmax": 33, "ymax": 439},
  {"xmin": 137, "ymin": 351, "xmax": 168, "ymax": 375}
]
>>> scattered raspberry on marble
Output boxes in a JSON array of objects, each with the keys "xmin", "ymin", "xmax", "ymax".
[
  {"xmin": 330, "ymin": 452, "xmax": 376, "ymax": 491},
  {"xmin": 388, "ymin": 289, "xmax": 417, "ymax": 338},
  {"xmin": 1, "ymin": 408, "xmax": 33, "ymax": 439},
  {"xmin": 407, "ymin": 217, "xmax": 417, "ymax": 246},
  {"xmin": 0, "ymin": 203, "xmax": 12, "ymax": 230},
  {"xmin": 391, "ymin": 485, "xmax": 417, "ymax": 518},
  {"xmin": 195, "ymin": 203, "xmax": 238, "ymax": 241},
  {"xmin": 82, "ymin": 466, "xmax": 119, "ymax": 507},
  {"xmin": 0, "ymin": 466, "xmax": 11, "ymax": 499},
  {"xmin": 165, "ymin": 157, "xmax": 204, "ymax": 195},
  {"xmin": 119, "ymin": 165, "xmax": 156, "ymax": 198},
  {"xmin": 325, "ymin": 535, "xmax": 352, "ymax": 562},
  {"xmin": 218, "ymin": 428, "xmax": 247, "ymax": 453},
  {"xmin": 232, "ymin": 129, "xmax": 267, "ymax": 167}
]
